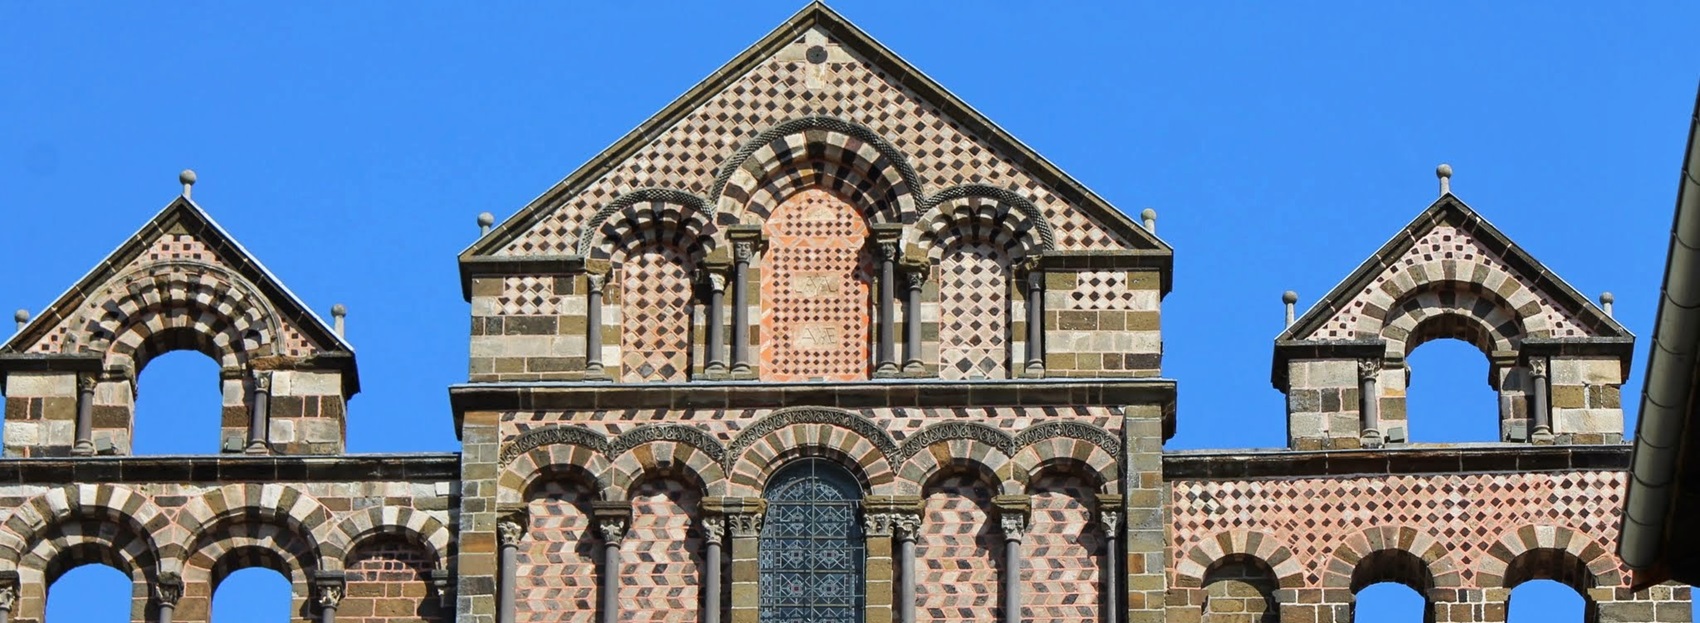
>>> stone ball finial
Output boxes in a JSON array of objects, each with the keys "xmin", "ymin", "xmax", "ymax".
[
  {"xmin": 331, "ymin": 303, "xmax": 347, "ymax": 317},
  {"xmin": 179, "ymin": 169, "xmax": 197, "ymax": 187},
  {"xmin": 477, "ymin": 212, "xmax": 495, "ymax": 227},
  {"xmin": 1600, "ymin": 291, "xmax": 1614, "ymax": 305},
  {"xmin": 1140, "ymin": 208, "xmax": 1157, "ymax": 221},
  {"xmin": 13, "ymin": 309, "xmax": 28, "ymax": 324},
  {"xmin": 1282, "ymin": 290, "xmax": 1299, "ymax": 305},
  {"xmin": 1436, "ymin": 163, "xmax": 1453, "ymax": 179}
]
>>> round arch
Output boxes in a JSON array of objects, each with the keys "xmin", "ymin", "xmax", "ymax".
[
  {"xmin": 914, "ymin": 184, "xmax": 1054, "ymax": 257},
  {"xmin": 577, "ymin": 188, "xmax": 715, "ymax": 261},
  {"xmin": 319, "ymin": 506, "xmax": 453, "ymax": 573},
  {"xmin": 604, "ymin": 424, "xmax": 729, "ymax": 499},
  {"xmin": 710, "ymin": 116, "xmax": 922, "ymax": 226},
  {"xmin": 727, "ymin": 407, "xmax": 899, "ymax": 497},
  {"xmin": 74, "ymin": 261, "xmax": 284, "ymax": 374},
  {"xmin": 497, "ymin": 425, "xmax": 612, "ymax": 506},
  {"xmin": 1174, "ymin": 530, "xmax": 1305, "ymax": 590}
]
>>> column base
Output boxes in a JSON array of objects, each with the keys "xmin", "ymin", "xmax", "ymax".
[
  {"xmin": 583, "ymin": 365, "xmax": 612, "ymax": 382},
  {"xmin": 729, "ymin": 363, "xmax": 756, "ymax": 380},
  {"xmin": 1024, "ymin": 361, "xmax": 1046, "ymax": 379},
  {"xmin": 702, "ymin": 362, "xmax": 729, "ymax": 380},
  {"xmin": 1531, "ymin": 426, "xmax": 1555, "ymax": 445},
  {"xmin": 244, "ymin": 442, "xmax": 271, "ymax": 455},
  {"xmin": 1359, "ymin": 429, "xmax": 1384, "ymax": 449},
  {"xmin": 71, "ymin": 442, "xmax": 95, "ymax": 457},
  {"xmin": 874, "ymin": 362, "xmax": 900, "ymax": 379},
  {"xmin": 901, "ymin": 360, "xmax": 926, "ymax": 377}
]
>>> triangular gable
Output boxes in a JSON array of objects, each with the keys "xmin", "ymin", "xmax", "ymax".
[
  {"xmin": 1279, "ymin": 193, "xmax": 1628, "ymax": 344},
  {"xmin": 461, "ymin": 2, "xmax": 1166, "ymax": 268},
  {"xmin": 3, "ymin": 195, "xmax": 355, "ymax": 363}
]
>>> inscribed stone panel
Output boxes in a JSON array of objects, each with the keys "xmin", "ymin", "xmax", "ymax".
[{"xmin": 759, "ymin": 189, "xmax": 871, "ymax": 381}]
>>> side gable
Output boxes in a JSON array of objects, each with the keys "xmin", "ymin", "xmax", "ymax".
[
  {"xmin": 2, "ymin": 195, "xmax": 357, "ymax": 390},
  {"xmin": 1280, "ymin": 194, "xmax": 1628, "ymax": 348},
  {"xmin": 459, "ymin": 2, "xmax": 1166, "ymax": 294}
]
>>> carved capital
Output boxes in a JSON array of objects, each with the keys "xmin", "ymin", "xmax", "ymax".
[
  {"xmin": 701, "ymin": 514, "xmax": 727, "ymax": 545},
  {"xmin": 903, "ymin": 268, "xmax": 927, "ymax": 291},
  {"xmin": 863, "ymin": 512, "xmax": 895, "ymax": 537},
  {"xmin": 999, "ymin": 513, "xmax": 1027, "ymax": 542},
  {"xmin": 497, "ymin": 518, "xmax": 526, "ymax": 546},
  {"xmin": 993, "ymin": 494, "xmax": 1030, "ymax": 542},
  {"xmin": 78, "ymin": 372, "xmax": 98, "ymax": 392},
  {"xmin": 1026, "ymin": 270, "xmax": 1045, "ymax": 292},
  {"xmin": 891, "ymin": 511, "xmax": 922, "ymax": 540},
  {"xmin": 154, "ymin": 572, "xmax": 184, "ymax": 605},
  {"xmin": 1528, "ymin": 357, "xmax": 1549, "ymax": 378},
  {"xmin": 727, "ymin": 511, "xmax": 764, "ymax": 538},
  {"xmin": 733, "ymin": 240, "xmax": 757, "ymax": 263},
  {"xmin": 1099, "ymin": 509, "xmax": 1122, "ymax": 533},
  {"xmin": 597, "ymin": 517, "xmax": 628, "ymax": 545},
  {"xmin": 253, "ymin": 370, "xmax": 274, "ymax": 394},
  {"xmin": 875, "ymin": 241, "xmax": 900, "ymax": 262},
  {"xmin": 1357, "ymin": 358, "xmax": 1382, "ymax": 382},
  {"xmin": 0, "ymin": 585, "xmax": 15, "ymax": 611},
  {"xmin": 706, "ymin": 272, "xmax": 727, "ymax": 293},
  {"xmin": 317, "ymin": 584, "xmax": 344, "ymax": 608},
  {"xmin": 586, "ymin": 273, "xmax": 607, "ymax": 294}
]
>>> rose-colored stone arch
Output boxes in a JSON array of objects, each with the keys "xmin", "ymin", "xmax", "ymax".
[
  {"xmin": 76, "ymin": 261, "xmax": 283, "ymax": 374},
  {"xmin": 1476, "ymin": 524, "xmax": 1622, "ymax": 589},
  {"xmin": 604, "ymin": 432, "xmax": 729, "ymax": 499},
  {"xmin": 1173, "ymin": 530, "xmax": 1305, "ymax": 590},
  {"xmin": 319, "ymin": 506, "xmax": 453, "ymax": 573},
  {"xmin": 497, "ymin": 429, "xmax": 613, "ymax": 506},
  {"xmin": 711, "ymin": 116, "xmax": 921, "ymax": 226},
  {"xmin": 1009, "ymin": 432, "xmax": 1120, "ymax": 494},
  {"xmin": 1321, "ymin": 525, "xmax": 1462, "ymax": 591},
  {"xmin": 894, "ymin": 434, "xmax": 1018, "ymax": 497},
  {"xmin": 725, "ymin": 407, "xmax": 899, "ymax": 496}
]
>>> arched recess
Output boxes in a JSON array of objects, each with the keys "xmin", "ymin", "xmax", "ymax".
[
  {"xmin": 1022, "ymin": 465, "xmax": 1106, "ymax": 623},
  {"xmin": 497, "ymin": 425, "xmax": 612, "ymax": 506},
  {"xmin": 726, "ymin": 407, "xmax": 899, "ymax": 497},
  {"xmin": 612, "ymin": 239, "xmax": 699, "ymax": 382},
  {"xmin": 318, "ymin": 506, "xmax": 453, "ymax": 573},
  {"xmin": 916, "ymin": 466, "xmax": 1002, "ymax": 623},
  {"xmin": 519, "ymin": 473, "xmax": 600, "ymax": 622},
  {"xmin": 1008, "ymin": 421, "xmax": 1122, "ymax": 494},
  {"xmin": 914, "ymin": 185, "xmax": 1054, "ymax": 256},
  {"xmin": 893, "ymin": 422, "xmax": 1019, "ymax": 496},
  {"xmin": 167, "ymin": 484, "xmax": 332, "ymax": 575},
  {"xmin": 710, "ymin": 116, "xmax": 922, "ymax": 226},
  {"xmin": 621, "ymin": 473, "xmax": 707, "ymax": 622},
  {"xmin": 1200, "ymin": 554, "xmax": 1282, "ymax": 623},
  {"xmin": 757, "ymin": 187, "xmax": 876, "ymax": 382},
  {"xmin": 340, "ymin": 533, "xmax": 448, "ymax": 621},
  {"xmin": 1172, "ymin": 530, "xmax": 1304, "ymax": 591},
  {"xmin": 604, "ymin": 424, "xmax": 729, "ymax": 499},
  {"xmin": 576, "ymin": 188, "xmax": 715, "ymax": 260}
]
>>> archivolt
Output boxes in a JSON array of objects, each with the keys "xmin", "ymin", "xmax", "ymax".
[
  {"xmin": 1321, "ymin": 525, "xmax": 1461, "ymax": 591},
  {"xmin": 167, "ymin": 483, "xmax": 331, "ymax": 575},
  {"xmin": 0, "ymin": 484, "xmax": 167, "ymax": 580},
  {"xmin": 577, "ymin": 188, "xmax": 715, "ymax": 260},
  {"xmin": 604, "ymin": 424, "xmax": 730, "ymax": 499},
  {"xmin": 71, "ymin": 260, "xmax": 283, "ymax": 372},
  {"xmin": 893, "ymin": 421, "xmax": 1018, "ymax": 496},
  {"xmin": 710, "ymin": 116, "xmax": 922, "ymax": 225},
  {"xmin": 915, "ymin": 184, "xmax": 1054, "ymax": 257},
  {"xmin": 1173, "ymin": 529, "xmax": 1304, "ymax": 590},
  {"xmin": 726, "ymin": 407, "xmax": 900, "ymax": 496},
  {"xmin": 319, "ymin": 506, "xmax": 453, "ymax": 573},
  {"xmin": 1476, "ymin": 524, "xmax": 1622, "ymax": 589}
]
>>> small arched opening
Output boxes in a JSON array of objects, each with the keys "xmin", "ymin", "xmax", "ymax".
[
  {"xmin": 126, "ymin": 323, "xmax": 250, "ymax": 455},
  {"xmin": 1350, "ymin": 549, "xmax": 1434, "ymax": 623},
  {"xmin": 1505, "ymin": 548, "xmax": 1595, "ymax": 622},
  {"xmin": 1201, "ymin": 553, "xmax": 1279, "ymax": 622},
  {"xmin": 209, "ymin": 547, "xmax": 296, "ymax": 622},
  {"xmin": 44, "ymin": 544, "xmax": 136, "ymax": 622}
]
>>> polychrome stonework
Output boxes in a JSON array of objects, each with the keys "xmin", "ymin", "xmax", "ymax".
[{"xmin": 0, "ymin": 4, "xmax": 1676, "ymax": 623}]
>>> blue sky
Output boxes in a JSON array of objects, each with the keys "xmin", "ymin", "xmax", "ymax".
[{"xmin": 2, "ymin": 2, "xmax": 1695, "ymax": 620}]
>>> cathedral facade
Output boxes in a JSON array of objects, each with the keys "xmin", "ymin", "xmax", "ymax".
[{"xmin": 0, "ymin": 4, "xmax": 1686, "ymax": 623}]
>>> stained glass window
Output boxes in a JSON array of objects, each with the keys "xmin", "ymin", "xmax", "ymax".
[{"xmin": 759, "ymin": 459, "xmax": 866, "ymax": 623}]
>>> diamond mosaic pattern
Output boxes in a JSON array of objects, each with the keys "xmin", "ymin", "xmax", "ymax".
[
  {"xmin": 759, "ymin": 189, "xmax": 871, "ymax": 381},
  {"xmin": 622, "ymin": 477, "xmax": 704, "ymax": 622},
  {"xmin": 1065, "ymin": 271, "xmax": 1140, "ymax": 311},
  {"xmin": 938, "ymin": 240, "xmax": 1009, "ymax": 380},
  {"xmin": 1168, "ymin": 471, "xmax": 1631, "ymax": 589},
  {"xmin": 918, "ymin": 474, "xmax": 1000, "ymax": 622},
  {"xmin": 1022, "ymin": 474, "xmax": 1102, "ymax": 623},
  {"xmin": 519, "ymin": 479, "xmax": 598, "ymax": 623},
  {"xmin": 760, "ymin": 460, "xmax": 865, "ymax": 623},
  {"xmin": 503, "ymin": 406, "xmax": 1123, "ymax": 447},
  {"xmin": 620, "ymin": 243, "xmax": 694, "ymax": 382},
  {"xmin": 496, "ymin": 31, "xmax": 1126, "ymax": 258},
  {"xmin": 500, "ymin": 276, "xmax": 566, "ymax": 316},
  {"xmin": 1310, "ymin": 225, "xmax": 1587, "ymax": 340}
]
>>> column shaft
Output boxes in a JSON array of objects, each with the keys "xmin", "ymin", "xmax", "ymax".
[
  {"xmin": 320, "ymin": 604, "xmax": 336, "ymax": 623},
  {"xmin": 705, "ymin": 275, "xmax": 727, "ymax": 375},
  {"xmin": 499, "ymin": 541, "xmax": 518, "ymax": 623},
  {"xmin": 1358, "ymin": 359, "xmax": 1382, "ymax": 447},
  {"xmin": 1531, "ymin": 361, "xmax": 1552, "ymax": 439},
  {"xmin": 1025, "ymin": 276, "xmax": 1045, "ymax": 376},
  {"xmin": 899, "ymin": 535, "xmax": 917, "ymax": 623},
  {"xmin": 1003, "ymin": 538, "xmax": 1021, "ymax": 623},
  {"xmin": 247, "ymin": 372, "xmax": 272, "ymax": 454},
  {"xmin": 902, "ymin": 276, "xmax": 923, "ymax": 374},
  {"xmin": 730, "ymin": 253, "xmax": 752, "ymax": 376},
  {"xmin": 73, "ymin": 375, "xmax": 95, "ymax": 455},
  {"xmin": 586, "ymin": 277, "xmax": 605, "ymax": 377},
  {"xmin": 705, "ymin": 539, "xmax": 723, "ymax": 623},
  {"xmin": 158, "ymin": 604, "xmax": 174, "ymax": 623},
  {"xmin": 602, "ymin": 540, "xmax": 620, "ymax": 623},
  {"xmin": 1104, "ymin": 532, "xmax": 1120, "ymax": 622},
  {"xmin": 876, "ymin": 248, "xmax": 898, "ymax": 377}
]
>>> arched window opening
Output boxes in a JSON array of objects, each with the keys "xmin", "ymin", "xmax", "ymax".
[
  {"xmin": 1505, "ymin": 547, "xmax": 1596, "ymax": 622},
  {"xmin": 1201, "ymin": 554, "xmax": 1279, "ymax": 622},
  {"xmin": 918, "ymin": 468, "xmax": 1000, "ymax": 622},
  {"xmin": 1508, "ymin": 580, "xmax": 1587, "ymax": 622},
  {"xmin": 759, "ymin": 188, "xmax": 874, "ymax": 382},
  {"xmin": 623, "ymin": 474, "xmax": 706, "ymax": 620},
  {"xmin": 1404, "ymin": 337, "xmax": 1499, "ymax": 443},
  {"xmin": 759, "ymin": 458, "xmax": 866, "ymax": 623},
  {"xmin": 212, "ymin": 566, "xmax": 292, "ymax": 621},
  {"xmin": 1350, "ymin": 549, "xmax": 1433, "ymax": 623},
  {"xmin": 519, "ymin": 475, "xmax": 598, "ymax": 622},
  {"xmin": 131, "ymin": 340, "xmax": 228, "ymax": 455},
  {"xmin": 45, "ymin": 561, "xmax": 132, "ymax": 622}
]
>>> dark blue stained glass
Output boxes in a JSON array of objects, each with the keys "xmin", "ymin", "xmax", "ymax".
[{"xmin": 760, "ymin": 458, "xmax": 865, "ymax": 623}]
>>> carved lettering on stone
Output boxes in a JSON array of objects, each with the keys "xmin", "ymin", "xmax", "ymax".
[
  {"xmin": 794, "ymin": 323, "xmax": 841, "ymax": 350},
  {"xmin": 791, "ymin": 273, "xmax": 841, "ymax": 298}
]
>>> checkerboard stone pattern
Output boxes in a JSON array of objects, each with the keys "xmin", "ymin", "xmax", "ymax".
[
  {"xmin": 618, "ymin": 243, "xmax": 695, "ymax": 383},
  {"xmin": 759, "ymin": 189, "xmax": 872, "ymax": 381},
  {"xmin": 917, "ymin": 473, "xmax": 1000, "ymax": 622},
  {"xmin": 519, "ymin": 479, "xmax": 598, "ymax": 623},
  {"xmin": 937, "ymin": 240, "xmax": 1009, "ymax": 380},
  {"xmin": 495, "ymin": 27, "xmax": 1128, "ymax": 259},
  {"xmin": 1022, "ymin": 473, "xmax": 1102, "ymax": 623},
  {"xmin": 342, "ymin": 535, "xmax": 444, "ymax": 622},
  {"xmin": 621, "ymin": 477, "xmax": 704, "ymax": 622}
]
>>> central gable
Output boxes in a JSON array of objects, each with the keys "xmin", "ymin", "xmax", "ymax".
[{"xmin": 464, "ymin": 3, "xmax": 1162, "ymax": 264}]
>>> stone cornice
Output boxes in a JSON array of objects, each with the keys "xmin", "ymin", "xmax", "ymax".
[
  {"xmin": 1163, "ymin": 445, "xmax": 1628, "ymax": 480},
  {"xmin": 0, "ymin": 453, "xmax": 459, "ymax": 485}
]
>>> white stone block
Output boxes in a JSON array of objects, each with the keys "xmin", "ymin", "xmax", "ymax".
[
  {"xmin": 5, "ymin": 422, "xmax": 40, "ymax": 446},
  {"xmin": 299, "ymin": 419, "xmax": 342, "ymax": 443},
  {"xmin": 1553, "ymin": 408, "xmax": 1623, "ymax": 435},
  {"xmin": 270, "ymin": 418, "xmax": 296, "ymax": 443},
  {"xmin": 5, "ymin": 372, "xmax": 75, "ymax": 396},
  {"xmin": 290, "ymin": 371, "xmax": 343, "ymax": 396}
]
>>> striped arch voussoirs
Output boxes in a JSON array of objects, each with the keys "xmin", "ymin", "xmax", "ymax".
[
  {"xmin": 1476, "ymin": 524, "xmax": 1623, "ymax": 589},
  {"xmin": 76, "ymin": 260, "xmax": 283, "ymax": 372},
  {"xmin": 1321, "ymin": 525, "xmax": 1461, "ymax": 590},
  {"xmin": 0, "ymin": 484, "xmax": 168, "ymax": 577},
  {"xmin": 577, "ymin": 188, "xmax": 715, "ymax": 260},
  {"xmin": 894, "ymin": 421, "xmax": 1019, "ymax": 496},
  {"xmin": 605, "ymin": 424, "xmax": 730, "ymax": 499},
  {"xmin": 917, "ymin": 184, "xmax": 1055, "ymax": 256},
  {"xmin": 726, "ymin": 407, "xmax": 900, "ymax": 496},
  {"xmin": 1378, "ymin": 282, "xmax": 1526, "ymax": 357},
  {"xmin": 1009, "ymin": 421, "xmax": 1123, "ymax": 493},
  {"xmin": 166, "ymin": 483, "xmax": 331, "ymax": 575},
  {"xmin": 319, "ymin": 506, "xmax": 454, "ymax": 573},
  {"xmin": 1338, "ymin": 259, "xmax": 1551, "ymax": 342},
  {"xmin": 497, "ymin": 425, "xmax": 613, "ymax": 505},
  {"xmin": 1173, "ymin": 530, "xmax": 1304, "ymax": 590},
  {"xmin": 710, "ymin": 116, "xmax": 922, "ymax": 225}
]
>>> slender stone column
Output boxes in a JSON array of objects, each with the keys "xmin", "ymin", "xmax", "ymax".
[
  {"xmin": 593, "ymin": 503, "xmax": 630, "ymax": 623},
  {"xmin": 994, "ymin": 496, "xmax": 1030, "ymax": 623},
  {"xmin": 154, "ymin": 574, "xmax": 183, "ymax": 623},
  {"xmin": 1529, "ymin": 358, "xmax": 1553, "ymax": 443},
  {"xmin": 0, "ymin": 583, "xmax": 16, "ymax": 623},
  {"xmin": 704, "ymin": 271, "xmax": 728, "ymax": 377},
  {"xmin": 246, "ymin": 371, "xmax": 273, "ymax": 454},
  {"xmin": 585, "ymin": 273, "xmax": 608, "ymax": 379},
  {"xmin": 497, "ymin": 516, "xmax": 526, "ymax": 623},
  {"xmin": 315, "ymin": 573, "xmax": 345, "ymax": 623},
  {"xmin": 902, "ymin": 269, "xmax": 926, "ymax": 375},
  {"xmin": 1358, "ymin": 359, "xmax": 1383, "ymax": 448},
  {"xmin": 1024, "ymin": 271, "xmax": 1046, "ymax": 378},
  {"xmin": 728, "ymin": 227, "xmax": 762, "ymax": 378},
  {"xmin": 874, "ymin": 239, "xmax": 900, "ymax": 378},
  {"xmin": 72, "ymin": 373, "xmax": 96, "ymax": 456},
  {"xmin": 893, "ymin": 512, "xmax": 921, "ymax": 623},
  {"xmin": 702, "ymin": 514, "xmax": 726, "ymax": 623},
  {"xmin": 1097, "ymin": 497, "xmax": 1123, "ymax": 623}
]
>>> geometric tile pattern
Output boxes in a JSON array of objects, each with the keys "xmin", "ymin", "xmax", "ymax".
[
  {"xmin": 501, "ymin": 406, "xmax": 1123, "ymax": 448},
  {"xmin": 343, "ymin": 535, "xmax": 444, "ymax": 623},
  {"xmin": 1168, "ymin": 471, "xmax": 1633, "ymax": 590},
  {"xmin": 759, "ymin": 189, "xmax": 871, "ymax": 381},
  {"xmin": 622, "ymin": 477, "xmax": 703, "ymax": 623},
  {"xmin": 938, "ymin": 240, "xmax": 1009, "ymax": 380},
  {"xmin": 1306, "ymin": 224, "xmax": 1587, "ymax": 341},
  {"xmin": 917, "ymin": 473, "xmax": 999, "ymax": 622},
  {"xmin": 499, "ymin": 276, "xmax": 566, "ymax": 317},
  {"xmin": 519, "ymin": 479, "xmax": 598, "ymax": 623},
  {"xmin": 1064, "ymin": 270, "xmax": 1140, "ymax": 311},
  {"xmin": 620, "ymin": 242, "xmax": 695, "ymax": 383},
  {"xmin": 1022, "ymin": 473, "xmax": 1102, "ymax": 623},
  {"xmin": 497, "ymin": 31, "xmax": 1127, "ymax": 257}
]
